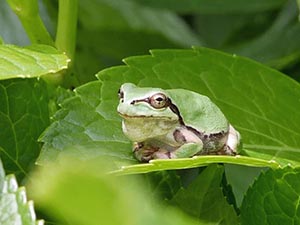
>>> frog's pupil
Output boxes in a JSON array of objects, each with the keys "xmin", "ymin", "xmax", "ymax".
[{"xmin": 118, "ymin": 89, "xmax": 124, "ymax": 99}]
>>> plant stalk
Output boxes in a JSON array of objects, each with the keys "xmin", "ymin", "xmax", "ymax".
[
  {"xmin": 55, "ymin": 0, "xmax": 78, "ymax": 66},
  {"xmin": 6, "ymin": 0, "xmax": 54, "ymax": 46},
  {"xmin": 55, "ymin": 0, "xmax": 79, "ymax": 87}
]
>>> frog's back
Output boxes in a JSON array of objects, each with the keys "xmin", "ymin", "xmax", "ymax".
[{"xmin": 166, "ymin": 89, "xmax": 229, "ymax": 134}]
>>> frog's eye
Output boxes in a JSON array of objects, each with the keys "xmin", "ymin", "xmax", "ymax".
[
  {"xmin": 118, "ymin": 89, "xmax": 124, "ymax": 101},
  {"xmin": 150, "ymin": 93, "xmax": 168, "ymax": 109}
]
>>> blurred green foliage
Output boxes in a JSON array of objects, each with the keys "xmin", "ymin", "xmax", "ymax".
[{"xmin": 0, "ymin": 0, "xmax": 300, "ymax": 224}]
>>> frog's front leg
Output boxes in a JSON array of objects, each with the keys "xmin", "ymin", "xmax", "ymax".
[
  {"xmin": 146, "ymin": 142, "xmax": 203, "ymax": 160},
  {"xmin": 133, "ymin": 127, "xmax": 204, "ymax": 161},
  {"xmin": 154, "ymin": 127, "xmax": 204, "ymax": 159},
  {"xmin": 133, "ymin": 142, "xmax": 160, "ymax": 162},
  {"xmin": 134, "ymin": 142, "xmax": 202, "ymax": 161}
]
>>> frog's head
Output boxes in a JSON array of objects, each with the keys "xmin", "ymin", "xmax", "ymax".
[{"xmin": 117, "ymin": 83, "xmax": 179, "ymax": 121}]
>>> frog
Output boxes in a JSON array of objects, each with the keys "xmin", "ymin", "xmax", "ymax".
[{"xmin": 117, "ymin": 83, "xmax": 240, "ymax": 162}]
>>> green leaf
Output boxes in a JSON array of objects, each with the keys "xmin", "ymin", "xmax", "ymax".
[
  {"xmin": 0, "ymin": 44, "xmax": 69, "ymax": 80},
  {"xmin": 170, "ymin": 164, "xmax": 239, "ymax": 224},
  {"xmin": 0, "ymin": 78, "xmax": 50, "ymax": 178},
  {"xmin": 78, "ymin": 0, "xmax": 199, "ymax": 49},
  {"xmin": 29, "ymin": 158, "xmax": 197, "ymax": 225},
  {"xmin": 134, "ymin": 0, "xmax": 286, "ymax": 13},
  {"xmin": 74, "ymin": 0, "xmax": 200, "ymax": 83},
  {"xmin": 193, "ymin": 10, "xmax": 278, "ymax": 49},
  {"xmin": 226, "ymin": 0, "xmax": 300, "ymax": 69},
  {"xmin": 0, "ymin": 159, "xmax": 43, "ymax": 225},
  {"xmin": 39, "ymin": 47, "xmax": 300, "ymax": 174},
  {"xmin": 224, "ymin": 165, "xmax": 264, "ymax": 207},
  {"xmin": 241, "ymin": 167, "xmax": 300, "ymax": 225},
  {"xmin": 143, "ymin": 170, "xmax": 182, "ymax": 200},
  {"xmin": 37, "ymin": 81, "xmax": 134, "ymax": 168}
]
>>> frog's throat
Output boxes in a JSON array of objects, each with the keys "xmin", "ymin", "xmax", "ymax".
[{"xmin": 118, "ymin": 113, "xmax": 176, "ymax": 121}]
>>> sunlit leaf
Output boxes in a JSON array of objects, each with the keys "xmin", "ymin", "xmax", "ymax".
[
  {"xmin": 0, "ymin": 44, "xmax": 69, "ymax": 80},
  {"xmin": 241, "ymin": 167, "xmax": 300, "ymax": 225},
  {"xmin": 39, "ymin": 47, "xmax": 300, "ymax": 174},
  {"xmin": 0, "ymin": 78, "xmax": 49, "ymax": 178}
]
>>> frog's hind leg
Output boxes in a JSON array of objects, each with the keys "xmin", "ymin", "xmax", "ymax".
[{"xmin": 223, "ymin": 125, "xmax": 240, "ymax": 155}]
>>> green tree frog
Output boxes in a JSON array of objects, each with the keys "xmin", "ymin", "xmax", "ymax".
[{"xmin": 117, "ymin": 83, "xmax": 240, "ymax": 162}]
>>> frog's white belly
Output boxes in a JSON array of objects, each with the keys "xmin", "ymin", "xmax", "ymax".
[{"xmin": 122, "ymin": 117, "xmax": 178, "ymax": 143}]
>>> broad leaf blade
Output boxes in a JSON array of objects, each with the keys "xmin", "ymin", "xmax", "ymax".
[
  {"xmin": 37, "ymin": 81, "xmax": 135, "ymax": 167},
  {"xmin": 226, "ymin": 0, "xmax": 300, "ymax": 69},
  {"xmin": 241, "ymin": 167, "xmax": 300, "ymax": 225},
  {"xmin": 79, "ymin": 0, "xmax": 199, "ymax": 48},
  {"xmin": 98, "ymin": 48, "xmax": 300, "ymax": 166},
  {"xmin": 224, "ymin": 165, "xmax": 264, "ymax": 207},
  {"xmin": 135, "ymin": 0, "xmax": 286, "ymax": 13},
  {"xmin": 0, "ymin": 44, "xmax": 69, "ymax": 80},
  {"xmin": 39, "ymin": 47, "xmax": 300, "ymax": 174},
  {"xmin": 75, "ymin": 0, "xmax": 200, "ymax": 83},
  {"xmin": 143, "ymin": 170, "xmax": 182, "ymax": 200},
  {"xmin": 170, "ymin": 164, "xmax": 239, "ymax": 224},
  {"xmin": 0, "ymin": 78, "xmax": 50, "ymax": 178}
]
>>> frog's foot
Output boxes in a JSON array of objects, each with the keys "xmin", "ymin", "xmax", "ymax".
[
  {"xmin": 133, "ymin": 142, "xmax": 159, "ymax": 162},
  {"xmin": 134, "ymin": 144, "xmax": 174, "ymax": 161},
  {"xmin": 134, "ymin": 139, "xmax": 204, "ymax": 161},
  {"xmin": 222, "ymin": 125, "xmax": 240, "ymax": 155}
]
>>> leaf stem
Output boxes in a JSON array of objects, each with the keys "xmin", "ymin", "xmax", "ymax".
[
  {"xmin": 54, "ymin": 0, "xmax": 79, "ymax": 87},
  {"xmin": 297, "ymin": 0, "xmax": 300, "ymax": 21},
  {"xmin": 55, "ymin": 0, "xmax": 78, "ymax": 66},
  {"xmin": 6, "ymin": 0, "xmax": 54, "ymax": 46}
]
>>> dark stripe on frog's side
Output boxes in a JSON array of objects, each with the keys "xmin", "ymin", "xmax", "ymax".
[
  {"xmin": 169, "ymin": 99, "xmax": 228, "ymax": 152},
  {"xmin": 179, "ymin": 125, "xmax": 228, "ymax": 148},
  {"xmin": 186, "ymin": 126, "xmax": 227, "ymax": 140},
  {"xmin": 168, "ymin": 99, "xmax": 185, "ymax": 125},
  {"xmin": 168, "ymin": 98, "xmax": 227, "ymax": 138}
]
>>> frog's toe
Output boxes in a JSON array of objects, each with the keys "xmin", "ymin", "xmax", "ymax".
[
  {"xmin": 225, "ymin": 125, "xmax": 240, "ymax": 154},
  {"xmin": 134, "ymin": 150, "xmax": 153, "ymax": 162},
  {"xmin": 133, "ymin": 143, "xmax": 160, "ymax": 162},
  {"xmin": 221, "ymin": 145, "xmax": 237, "ymax": 155}
]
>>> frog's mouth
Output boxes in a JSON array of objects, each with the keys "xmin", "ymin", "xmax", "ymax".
[{"xmin": 118, "ymin": 112, "xmax": 176, "ymax": 120}]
